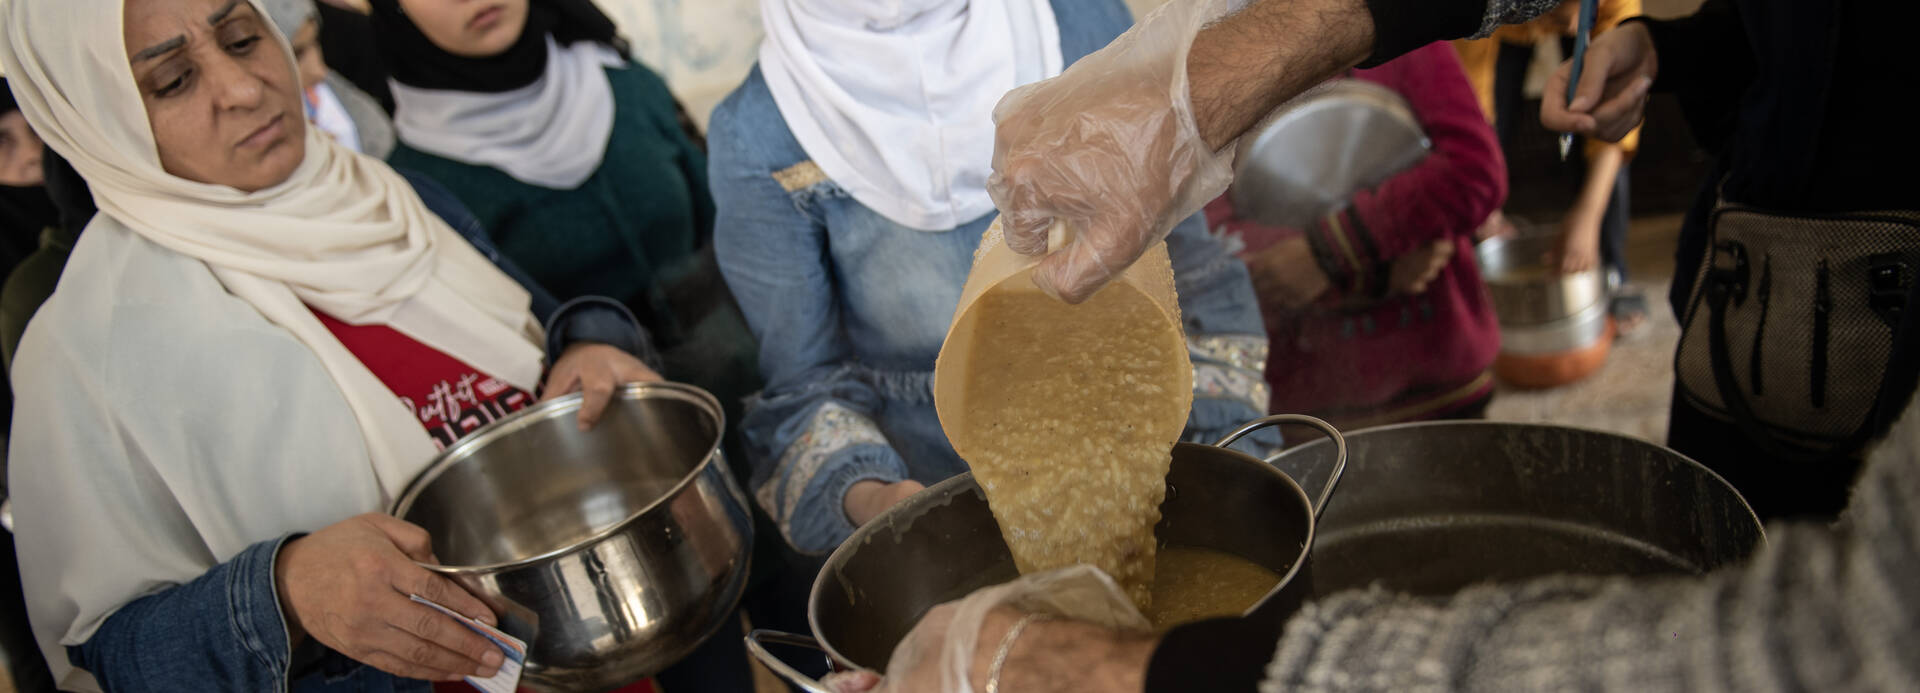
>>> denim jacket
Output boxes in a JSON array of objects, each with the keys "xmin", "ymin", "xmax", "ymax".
[
  {"xmin": 63, "ymin": 171, "xmax": 652, "ymax": 692},
  {"xmin": 708, "ymin": 0, "xmax": 1275, "ymax": 556}
]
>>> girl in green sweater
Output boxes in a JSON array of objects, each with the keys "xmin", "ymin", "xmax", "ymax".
[
  {"xmin": 368, "ymin": 1, "xmax": 760, "ymax": 689},
  {"xmin": 369, "ymin": 0, "xmax": 759, "ymax": 467}
]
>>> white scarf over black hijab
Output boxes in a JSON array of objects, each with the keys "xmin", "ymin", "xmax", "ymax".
[{"xmin": 373, "ymin": 0, "xmax": 628, "ymax": 189}]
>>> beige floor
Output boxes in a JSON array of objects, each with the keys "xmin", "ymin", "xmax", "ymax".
[{"xmin": 1484, "ymin": 214, "xmax": 1687, "ymax": 442}]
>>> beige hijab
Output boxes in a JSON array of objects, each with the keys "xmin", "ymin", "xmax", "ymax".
[{"xmin": 0, "ymin": 0, "xmax": 544, "ymax": 493}]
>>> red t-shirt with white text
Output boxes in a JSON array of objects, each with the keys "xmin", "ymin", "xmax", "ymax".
[{"xmin": 312, "ymin": 310, "xmax": 534, "ymax": 450}]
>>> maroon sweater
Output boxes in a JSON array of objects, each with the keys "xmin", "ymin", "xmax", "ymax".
[{"xmin": 1206, "ymin": 42, "xmax": 1506, "ymax": 426}]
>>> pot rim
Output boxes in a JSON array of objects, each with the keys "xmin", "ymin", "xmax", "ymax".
[
  {"xmin": 1273, "ymin": 419, "xmax": 1766, "ymax": 546},
  {"xmin": 387, "ymin": 381, "xmax": 727, "ymax": 576},
  {"xmin": 805, "ymin": 440, "xmax": 1320, "ymax": 671}
]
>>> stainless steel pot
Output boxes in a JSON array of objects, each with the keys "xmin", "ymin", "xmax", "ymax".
[
  {"xmin": 391, "ymin": 382, "xmax": 754, "ymax": 692},
  {"xmin": 1475, "ymin": 229, "xmax": 1608, "ymax": 327},
  {"xmin": 1231, "ymin": 81, "xmax": 1431, "ymax": 229},
  {"xmin": 745, "ymin": 416, "xmax": 1348, "ymax": 693},
  {"xmin": 1267, "ymin": 421, "xmax": 1765, "ymax": 597},
  {"xmin": 1497, "ymin": 299, "xmax": 1612, "ymax": 355}
]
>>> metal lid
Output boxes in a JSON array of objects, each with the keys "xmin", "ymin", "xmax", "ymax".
[{"xmin": 1230, "ymin": 80, "xmax": 1431, "ymax": 229}]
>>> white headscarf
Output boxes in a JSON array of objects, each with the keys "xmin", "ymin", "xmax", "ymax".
[
  {"xmin": 390, "ymin": 37, "xmax": 624, "ymax": 190},
  {"xmin": 2, "ymin": 0, "xmax": 545, "ymax": 517},
  {"xmin": 758, "ymin": 0, "xmax": 1062, "ymax": 231},
  {"xmin": 1, "ymin": 0, "xmax": 546, "ymax": 685}
]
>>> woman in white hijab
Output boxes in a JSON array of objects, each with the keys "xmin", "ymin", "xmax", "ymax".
[
  {"xmin": 0, "ymin": 0, "xmax": 659, "ymax": 689},
  {"xmin": 707, "ymin": 0, "xmax": 1275, "ymax": 565}
]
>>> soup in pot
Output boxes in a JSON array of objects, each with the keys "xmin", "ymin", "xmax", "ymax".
[{"xmin": 1145, "ymin": 546, "xmax": 1283, "ymax": 631}]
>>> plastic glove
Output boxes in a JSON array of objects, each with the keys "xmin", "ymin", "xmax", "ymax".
[
  {"xmin": 987, "ymin": 0, "xmax": 1237, "ymax": 304},
  {"xmin": 822, "ymin": 565, "xmax": 1153, "ymax": 693}
]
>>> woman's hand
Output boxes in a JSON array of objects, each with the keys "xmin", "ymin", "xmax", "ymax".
[
  {"xmin": 1551, "ymin": 218, "xmax": 1603, "ymax": 274},
  {"xmin": 543, "ymin": 342, "xmax": 663, "ymax": 431},
  {"xmin": 274, "ymin": 514, "xmax": 504, "ymax": 682},
  {"xmin": 1388, "ymin": 240, "xmax": 1455, "ymax": 296},
  {"xmin": 1245, "ymin": 236, "xmax": 1331, "ymax": 311},
  {"xmin": 1474, "ymin": 209, "xmax": 1517, "ymax": 243},
  {"xmin": 843, "ymin": 479, "xmax": 927, "ymax": 526}
]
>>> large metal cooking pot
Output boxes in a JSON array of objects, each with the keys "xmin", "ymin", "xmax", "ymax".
[
  {"xmin": 1231, "ymin": 80, "xmax": 1431, "ymax": 229},
  {"xmin": 745, "ymin": 416, "xmax": 1347, "ymax": 692},
  {"xmin": 1268, "ymin": 421, "xmax": 1764, "ymax": 597},
  {"xmin": 391, "ymin": 382, "xmax": 753, "ymax": 692}
]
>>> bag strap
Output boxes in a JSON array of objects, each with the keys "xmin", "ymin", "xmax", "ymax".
[{"xmin": 1702, "ymin": 242, "xmax": 1920, "ymax": 462}]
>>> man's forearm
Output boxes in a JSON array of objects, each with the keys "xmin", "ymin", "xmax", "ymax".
[
  {"xmin": 1187, "ymin": 0, "xmax": 1376, "ymax": 149},
  {"xmin": 1187, "ymin": 0, "xmax": 1550, "ymax": 150}
]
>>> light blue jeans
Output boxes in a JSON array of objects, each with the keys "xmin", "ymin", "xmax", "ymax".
[{"xmin": 708, "ymin": 0, "xmax": 1276, "ymax": 556}]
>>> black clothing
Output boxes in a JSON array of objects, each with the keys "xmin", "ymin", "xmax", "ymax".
[
  {"xmin": 314, "ymin": 3, "xmax": 394, "ymax": 113},
  {"xmin": 368, "ymin": 0, "xmax": 624, "ymax": 93},
  {"xmin": 1647, "ymin": 0, "xmax": 1920, "ymax": 517}
]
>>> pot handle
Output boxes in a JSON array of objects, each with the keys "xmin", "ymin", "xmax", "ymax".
[
  {"xmin": 1213, "ymin": 414, "xmax": 1347, "ymax": 519},
  {"xmin": 745, "ymin": 629, "xmax": 842, "ymax": 693}
]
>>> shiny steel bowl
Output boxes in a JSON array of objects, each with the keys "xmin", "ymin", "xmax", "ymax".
[
  {"xmin": 391, "ymin": 382, "xmax": 753, "ymax": 692},
  {"xmin": 1475, "ymin": 230, "xmax": 1607, "ymax": 327},
  {"xmin": 1497, "ymin": 299, "xmax": 1612, "ymax": 355}
]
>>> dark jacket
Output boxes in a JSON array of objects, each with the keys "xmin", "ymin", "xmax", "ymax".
[{"xmin": 1644, "ymin": 0, "xmax": 1920, "ymax": 310}]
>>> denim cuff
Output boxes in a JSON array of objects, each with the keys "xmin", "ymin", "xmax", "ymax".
[
  {"xmin": 232, "ymin": 535, "xmax": 299, "ymax": 680},
  {"xmin": 544, "ymin": 296, "xmax": 661, "ymax": 370},
  {"xmin": 785, "ymin": 444, "xmax": 907, "ymax": 555},
  {"xmin": 1185, "ymin": 398, "xmax": 1282, "ymax": 459}
]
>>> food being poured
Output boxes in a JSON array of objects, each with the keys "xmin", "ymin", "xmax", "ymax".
[{"xmin": 934, "ymin": 220, "xmax": 1194, "ymax": 611}]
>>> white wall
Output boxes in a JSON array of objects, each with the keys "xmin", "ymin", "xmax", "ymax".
[{"xmin": 595, "ymin": 0, "xmax": 761, "ymax": 127}]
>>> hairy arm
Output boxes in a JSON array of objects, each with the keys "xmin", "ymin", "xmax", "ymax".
[{"xmin": 1188, "ymin": 0, "xmax": 1376, "ymax": 149}]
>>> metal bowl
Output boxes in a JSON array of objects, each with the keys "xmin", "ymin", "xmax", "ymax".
[
  {"xmin": 1231, "ymin": 80, "xmax": 1431, "ymax": 229},
  {"xmin": 391, "ymin": 382, "xmax": 753, "ymax": 692},
  {"xmin": 747, "ymin": 416, "xmax": 1348, "ymax": 693},
  {"xmin": 1497, "ymin": 299, "xmax": 1612, "ymax": 355},
  {"xmin": 1475, "ymin": 230, "xmax": 1607, "ymax": 326},
  {"xmin": 1268, "ymin": 421, "xmax": 1764, "ymax": 597}
]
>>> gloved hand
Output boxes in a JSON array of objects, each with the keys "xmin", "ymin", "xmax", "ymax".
[
  {"xmin": 987, "ymin": 0, "xmax": 1236, "ymax": 304},
  {"xmin": 821, "ymin": 565, "xmax": 1153, "ymax": 693}
]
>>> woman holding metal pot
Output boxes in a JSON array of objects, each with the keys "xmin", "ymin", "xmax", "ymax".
[{"xmin": 0, "ymin": 0, "xmax": 662, "ymax": 689}]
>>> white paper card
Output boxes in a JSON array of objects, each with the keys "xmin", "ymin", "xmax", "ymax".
[{"xmin": 409, "ymin": 594, "xmax": 526, "ymax": 693}]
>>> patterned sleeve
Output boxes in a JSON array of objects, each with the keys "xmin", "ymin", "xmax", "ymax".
[
  {"xmin": 709, "ymin": 94, "xmax": 910, "ymax": 555},
  {"xmin": 1360, "ymin": 0, "xmax": 1561, "ymax": 67},
  {"xmin": 1164, "ymin": 214, "xmax": 1279, "ymax": 456}
]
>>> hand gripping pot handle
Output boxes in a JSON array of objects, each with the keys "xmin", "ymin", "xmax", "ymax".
[
  {"xmin": 1213, "ymin": 414, "xmax": 1347, "ymax": 519},
  {"xmin": 745, "ymin": 629, "xmax": 838, "ymax": 693}
]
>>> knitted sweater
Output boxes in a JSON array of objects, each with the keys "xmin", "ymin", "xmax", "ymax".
[{"xmin": 1260, "ymin": 395, "xmax": 1920, "ymax": 691}]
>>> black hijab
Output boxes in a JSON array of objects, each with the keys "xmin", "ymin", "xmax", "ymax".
[
  {"xmin": 0, "ymin": 80, "xmax": 57, "ymax": 270},
  {"xmin": 368, "ymin": 0, "xmax": 626, "ymax": 93}
]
